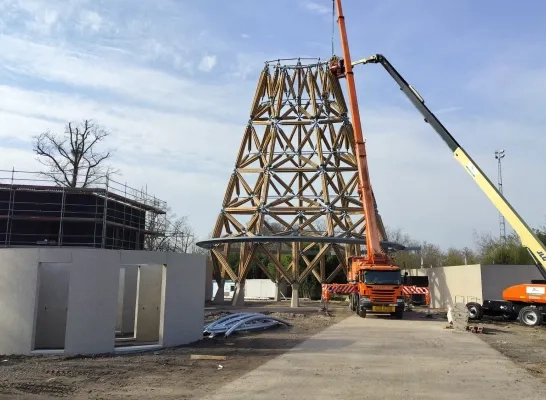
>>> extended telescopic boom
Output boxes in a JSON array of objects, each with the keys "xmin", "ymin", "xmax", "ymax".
[
  {"xmin": 333, "ymin": 0, "xmax": 384, "ymax": 262},
  {"xmin": 353, "ymin": 54, "xmax": 546, "ymax": 279}
]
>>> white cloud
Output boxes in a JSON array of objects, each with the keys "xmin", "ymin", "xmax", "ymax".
[
  {"xmin": 0, "ymin": 35, "xmax": 252, "ymax": 120},
  {"xmin": 0, "ymin": 84, "xmax": 244, "ymax": 172},
  {"xmin": 434, "ymin": 106, "xmax": 461, "ymax": 115},
  {"xmin": 79, "ymin": 10, "xmax": 102, "ymax": 32},
  {"xmin": 301, "ymin": 0, "xmax": 331, "ymax": 15},
  {"xmin": 1, "ymin": 0, "xmax": 545, "ymax": 251},
  {"xmin": 24, "ymin": 8, "xmax": 59, "ymax": 34},
  {"xmin": 198, "ymin": 55, "xmax": 217, "ymax": 72}
]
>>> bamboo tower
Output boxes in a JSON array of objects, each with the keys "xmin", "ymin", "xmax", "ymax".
[{"xmin": 209, "ymin": 58, "xmax": 387, "ymax": 305}]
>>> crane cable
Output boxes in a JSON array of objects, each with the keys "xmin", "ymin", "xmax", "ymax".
[{"xmin": 331, "ymin": 0, "xmax": 335, "ymax": 56}]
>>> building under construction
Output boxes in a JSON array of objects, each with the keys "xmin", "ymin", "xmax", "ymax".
[{"xmin": 0, "ymin": 170, "xmax": 167, "ymax": 250}]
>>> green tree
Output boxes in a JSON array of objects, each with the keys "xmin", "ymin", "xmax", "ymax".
[{"xmin": 442, "ymin": 247, "xmax": 465, "ymax": 266}]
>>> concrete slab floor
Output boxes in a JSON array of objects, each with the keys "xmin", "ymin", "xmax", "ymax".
[{"xmin": 201, "ymin": 315, "xmax": 546, "ymax": 400}]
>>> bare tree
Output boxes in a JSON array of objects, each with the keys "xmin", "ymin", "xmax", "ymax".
[
  {"xmin": 33, "ymin": 119, "xmax": 117, "ymax": 187},
  {"xmin": 385, "ymin": 227, "xmax": 419, "ymax": 247},
  {"xmin": 145, "ymin": 206, "xmax": 196, "ymax": 253}
]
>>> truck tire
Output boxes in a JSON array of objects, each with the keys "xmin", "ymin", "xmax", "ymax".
[
  {"xmin": 466, "ymin": 302, "xmax": 484, "ymax": 321},
  {"xmin": 518, "ymin": 306, "xmax": 541, "ymax": 327},
  {"xmin": 358, "ymin": 307, "xmax": 367, "ymax": 318},
  {"xmin": 349, "ymin": 294, "xmax": 356, "ymax": 312}
]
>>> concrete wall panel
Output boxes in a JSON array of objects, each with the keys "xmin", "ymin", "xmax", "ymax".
[
  {"xmin": 428, "ymin": 264, "xmax": 483, "ymax": 309},
  {"xmin": 245, "ymin": 279, "xmax": 278, "ymax": 299},
  {"xmin": 37, "ymin": 248, "xmax": 72, "ymax": 263},
  {"xmin": 481, "ymin": 264, "xmax": 544, "ymax": 300},
  {"xmin": 160, "ymin": 253, "xmax": 205, "ymax": 347},
  {"xmin": 64, "ymin": 250, "xmax": 120, "ymax": 355},
  {"xmin": 120, "ymin": 250, "xmax": 167, "ymax": 266},
  {"xmin": 134, "ymin": 264, "xmax": 163, "ymax": 342},
  {"xmin": 205, "ymin": 258, "xmax": 213, "ymax": 301},
  {"xmin": 34, "ymin": 263, "xmax": 70, "ymax": 349},
  {"xmin": 0, "ymin": 249, "xmax": 40, "ymax": 355},
  {"xmin": 0, "ymin": 248, "xmax": 205, "ymax": 355}
]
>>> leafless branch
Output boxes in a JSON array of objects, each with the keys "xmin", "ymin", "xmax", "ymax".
[
  {"xmin": 32, "ymin": 119, "xmax": 118, "ymax": 188},
  {"xmin": 144, "ymin": 206, "xmax": 198, "ymax": 253}
]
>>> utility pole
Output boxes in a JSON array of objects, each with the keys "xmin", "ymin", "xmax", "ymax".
[{"xmin": 494, "ymin": 149, "xmax": 506, "ymax": 241}]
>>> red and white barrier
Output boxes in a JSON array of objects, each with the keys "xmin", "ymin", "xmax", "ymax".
[
  {"xmin": 322, "ymin": 284, "xmax": 429, "ymax": 295},
  {"xmin": 321, "ymin": 283, "xmax": 359, "ymax": 294},
  {"xmin": 402, "ymin": 286, "xmax": 430, "ymax": 295}
]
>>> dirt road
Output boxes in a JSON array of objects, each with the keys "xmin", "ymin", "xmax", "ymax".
[
  {"xmin": 0, "ymin": 307, "xmax": 348, "ymax": 399},
  {"xmin": 201, "ymin": 312, "xmax": 546, "ymax": 400},
  {"xmin": 1, "ymin": 304, "xmax": 545, "ymax": 399}
]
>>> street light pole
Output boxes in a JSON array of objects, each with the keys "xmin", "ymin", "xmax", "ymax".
[{"xmin": 494, "ymin": 149, "xmax": 506, "ymax": 241}]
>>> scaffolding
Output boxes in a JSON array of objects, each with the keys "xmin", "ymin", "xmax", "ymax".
[{"xmin": 0, "ymin": 169, "xmax": 168, "ymax": 249}]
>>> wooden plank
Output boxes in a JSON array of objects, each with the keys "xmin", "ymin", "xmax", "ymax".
[{"xmin": 190, "ymin": 355, "xmax": 227, "ymax": 361}]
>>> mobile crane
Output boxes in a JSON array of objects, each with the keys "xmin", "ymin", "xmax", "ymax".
[
  {"xmin": 340, "ymin": 53, "xmax": 546, "ymax": 326},
  {"xmin": 325, "ymin": 0, "xmax": 406, "ymax": 319}
]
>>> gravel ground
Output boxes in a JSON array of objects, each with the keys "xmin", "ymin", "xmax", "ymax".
[
  {"xmin": 411, "ymin": 307, "xmax": 546, "ymax": 382},
  {"xmin": 472, "ymin": 318, "xmax": 546, "ymax": 380},
  {"xmin": 0, "ymin": 305, "xmax": 351, "ymax": 399}
]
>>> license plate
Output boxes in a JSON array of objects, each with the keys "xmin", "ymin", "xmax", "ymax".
[{"xmin": 372, "ymin": 306, "xmax": 395, "ymax": 313}]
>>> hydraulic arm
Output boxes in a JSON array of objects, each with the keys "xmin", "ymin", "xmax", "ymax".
[{"xmin": 353, "ymin": 54, "xmax": 546, "ymax": 280}]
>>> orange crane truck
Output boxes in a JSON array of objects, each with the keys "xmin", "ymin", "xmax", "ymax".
[
  {"xmin": 324, "ymin": 0, "xmax": 406, "ymax": 319},
  {"xmin": 329, "ymin": 1, "xmax": 545, "ymax": 325}
]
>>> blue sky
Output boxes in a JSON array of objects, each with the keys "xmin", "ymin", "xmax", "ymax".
[{"xmin": 1, "ymin": 0, "xmax": 546, "ymax": 250}]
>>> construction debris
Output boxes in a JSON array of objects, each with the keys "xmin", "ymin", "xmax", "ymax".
[
  {"xmin": 466, "ymin": 325, "xmax": 484, "ymax": 334},
  {"xmin": 447, "ymin": 303, "xmax": 469, "ymax": 331},
  {"xmin": 203, "ymin": 313, "xmax": 292, "ymax": 338},
  {"xmin": 445, "ymin": 303, "xmax": 486, "ymax": 333},
  {"xmin": 190, "ymin": 355, "xmax": 227, "ymax": 361}
]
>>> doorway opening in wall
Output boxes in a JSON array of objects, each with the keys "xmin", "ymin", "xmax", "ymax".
[
  {"xmin": 33, "ymin": 262, "xmax": 71, "ymax": 352},
  {"xmin": 115, "ymin": 265, "xmax": 138, "ymax": 345},
  {"xmin": 115, "ymin": 264, "xmax": 164, "ymax": 349}
]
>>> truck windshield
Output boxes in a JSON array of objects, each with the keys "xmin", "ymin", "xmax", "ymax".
[{"xmin": 363, "ymin": 270, "xmax": 401, "ymax": 285}]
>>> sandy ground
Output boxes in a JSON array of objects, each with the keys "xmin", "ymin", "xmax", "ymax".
[
  {"xmin": 0, "ymin": 302, "xmax": 348, "ymax": 399},
  {"xmin": 1, "ymin": 302, "xmax": 545, "ymax": 399}
]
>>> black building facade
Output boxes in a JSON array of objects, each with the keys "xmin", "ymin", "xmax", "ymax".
[{"xmin": 0, "ymin": 184, "xmax": 166, "ymax": 250}]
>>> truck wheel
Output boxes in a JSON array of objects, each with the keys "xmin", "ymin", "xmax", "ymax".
[
  {"xmin": 466, "ymin": 302, "xmax": 484, "ymax": 321},
  {"xmin": 349, "ymin": 294, "xmax": 356, "ymax": 312},
  {"xmin": 358, "ymin": 307, "xmax": 367, "ymax": 318},
  {"xmin": 518, "ymin": 306, "xmax": 541, "ymax": 327}
]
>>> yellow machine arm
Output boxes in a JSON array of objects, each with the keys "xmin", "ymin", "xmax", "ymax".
[{"xmin": 353, "ymin": 54, "xmax": 546, "ymax": 279}]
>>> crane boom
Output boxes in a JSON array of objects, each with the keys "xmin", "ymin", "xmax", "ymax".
[
  {"xmin": 333, "ymin": 0, "xmax": 384, "ymax": 261},
  {"xmin": 353, "ymin": 54, "xmax": 546, "ymax": 279}
]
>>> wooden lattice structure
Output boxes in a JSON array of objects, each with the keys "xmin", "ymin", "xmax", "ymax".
[{"xmin": 209, "ymin": 58, "xmax": 387, "ymax": 295}]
